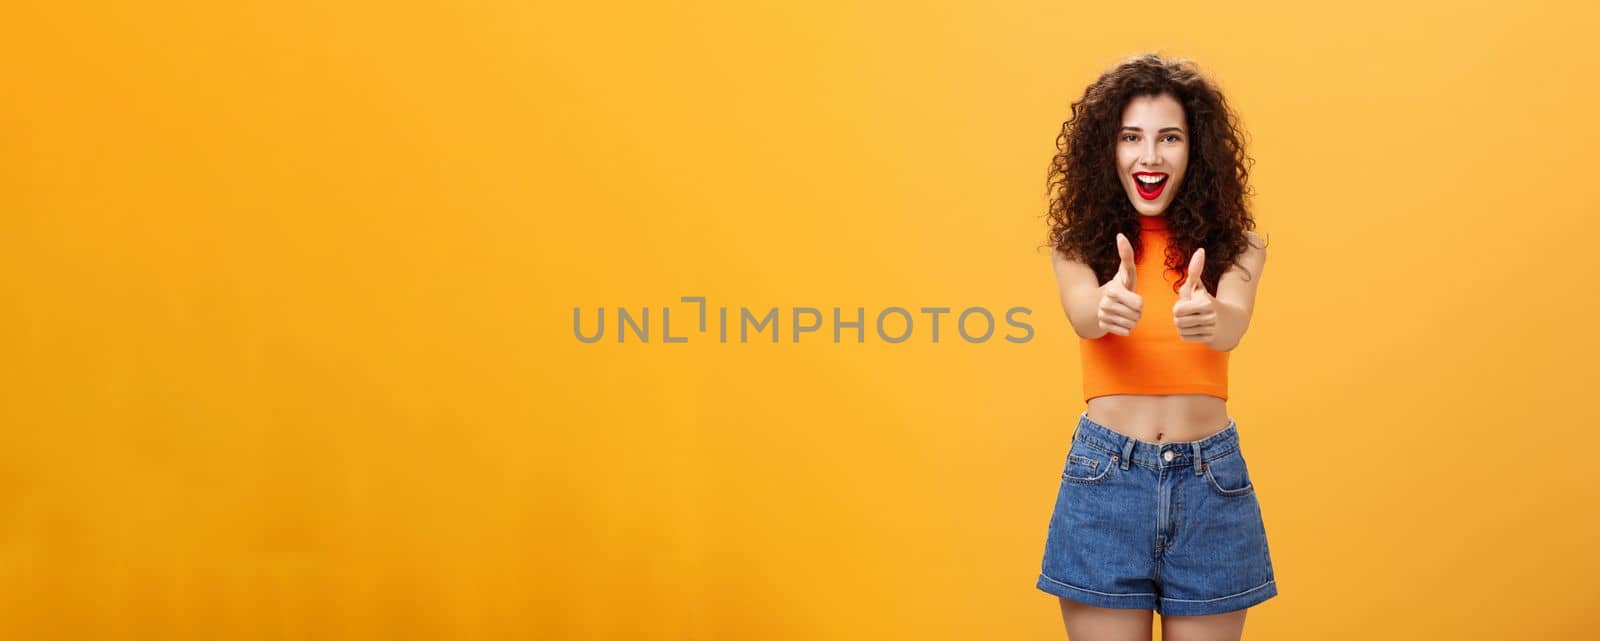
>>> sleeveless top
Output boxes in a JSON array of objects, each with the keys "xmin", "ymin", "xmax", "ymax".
[{"xmin": 1080, "ymin": 214, "xmax": 1229, "ymax": 402}]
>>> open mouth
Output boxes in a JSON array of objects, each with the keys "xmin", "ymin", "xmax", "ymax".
[{"xmin": 1133, "ymin": 173, "xmax": 1168, "ymax": 200}]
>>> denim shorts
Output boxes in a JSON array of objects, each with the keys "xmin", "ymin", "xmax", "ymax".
[{"xmin": 1035, "ymin": 412, "xmax": 1278, "ymax": 616}]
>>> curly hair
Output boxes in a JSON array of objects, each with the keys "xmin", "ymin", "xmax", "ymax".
[{"xmin": 1042, "ymin": 52, "xmax": 1266, "ymax": 295}]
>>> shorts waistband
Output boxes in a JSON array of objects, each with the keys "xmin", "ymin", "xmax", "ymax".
[{"xmin": 1073, "ymin": 411, "xmax": 1241, "ymax": 472}]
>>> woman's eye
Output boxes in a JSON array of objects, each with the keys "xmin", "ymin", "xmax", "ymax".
[{"xmin": 1163, "ymin": 134, "xmax": 1182, "ymax": 142}]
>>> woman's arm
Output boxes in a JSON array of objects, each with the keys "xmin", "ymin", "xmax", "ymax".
[
  {"xmin": 1206, "ymin": 231, "xmax": 1268, "ymax": 352},
  {"xmin": 1051, "ymin": 248, "xmax": 1111, "ymax": 340}
]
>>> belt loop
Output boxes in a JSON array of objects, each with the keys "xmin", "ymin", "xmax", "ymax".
[
  {"xmin": 1120, "ymin": 437, "xmax": 1135, "ymax": 470},
  {"xmin": 1192, "ymin": 441, "xmax": 1204, "ymax": 476}
]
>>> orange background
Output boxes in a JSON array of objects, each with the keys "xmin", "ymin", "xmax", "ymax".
[{"xmin": 4, "ymin": 1, "xmax": 1598, "ymax": 639}]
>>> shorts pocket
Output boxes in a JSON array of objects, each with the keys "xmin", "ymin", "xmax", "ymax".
[
  {"xmin": 1062, "ymin": 441, "xmax": 1117, "ymax": 485},
  {"xmin": 1201, "ymin": 449, "xmax": 1254, "ymax": 497}
]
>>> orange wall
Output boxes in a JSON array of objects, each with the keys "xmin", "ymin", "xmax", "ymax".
[{"xmin": 3, "ymin": 1, "xmax": 1598, "ymax": 639}]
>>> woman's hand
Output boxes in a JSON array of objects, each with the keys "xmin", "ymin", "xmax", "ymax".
[
  {"xmin": 1097, "ymin": 233, "xmax": 1143, "ymax": 337},
  {"xmin": 1173, "ymin": 248, "xmax": 1218, "ymax": 343}
]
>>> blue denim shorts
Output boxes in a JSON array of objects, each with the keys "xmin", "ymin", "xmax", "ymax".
[{"xmin": 1035, "ymin": 412, "xmax": 1278, "ymax": 616}]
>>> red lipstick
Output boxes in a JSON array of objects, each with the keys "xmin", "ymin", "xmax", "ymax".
[{"xmin": 1133, "ymin": 171, "xmax": 1168, "ymax": 201}]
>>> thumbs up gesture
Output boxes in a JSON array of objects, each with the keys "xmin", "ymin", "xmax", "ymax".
[
  {"xmin": 1173, "ymin": 248, "xmax": 1218, "ymax": 343},
  {"xmin": 1096, "ymin": 233, "xmax": 1143, "ymax": 337}
]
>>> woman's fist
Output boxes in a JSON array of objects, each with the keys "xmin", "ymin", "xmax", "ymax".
[
  {"xmin": 1097, "ymin": 233, "xmax": 1143, "ymax": 337},
  {"xmin": 1173, "ymin": 247, "xmax": 1218, "ymax": 343}
]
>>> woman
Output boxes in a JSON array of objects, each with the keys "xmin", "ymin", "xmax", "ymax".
[{"xmin": 1035, "ymin": 53, "xmax": 1274, "ymax": 641}]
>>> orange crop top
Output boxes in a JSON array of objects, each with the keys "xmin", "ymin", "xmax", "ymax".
[{"xmin": 1080, "ymin": 214, "xmax": 1228, "ymax": 402}]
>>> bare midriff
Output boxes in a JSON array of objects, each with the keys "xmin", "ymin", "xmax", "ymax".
[{"xmin": 1085, "ymin": 393, "xmax": 1231, "ymax": 443}]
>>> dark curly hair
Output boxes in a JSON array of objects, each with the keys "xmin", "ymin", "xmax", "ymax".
[{"xmin": 1042, "ymin": 52, "xmax": 1266, "ymax": 294}]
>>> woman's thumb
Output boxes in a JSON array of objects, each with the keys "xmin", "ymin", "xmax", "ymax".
[{"xmin": 1116, "ymin": 233, "xmax": 1136, "ymax": 288}]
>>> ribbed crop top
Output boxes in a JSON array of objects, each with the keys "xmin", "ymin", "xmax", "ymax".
[{"xmin": 1080, "ymin": 214, "xmax": 1228, "ymax": 402}]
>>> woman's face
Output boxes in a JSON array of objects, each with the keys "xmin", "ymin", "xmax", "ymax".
[{"xmin": 1115, "ymin": 93, "xmax": 1189, "ymax": 216}]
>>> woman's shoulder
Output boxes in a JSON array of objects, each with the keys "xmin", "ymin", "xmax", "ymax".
[
  {"xmin": 1243, "ymin": 229, "xmax": 1265, "ymax": 248},
  {"xmin": 1241, "ymin": 230, "xmax": 1267, "ymax": 263},
  {"xmin": 1228, "ymin": 230, "xmax": 1267, "ymax": 280}
]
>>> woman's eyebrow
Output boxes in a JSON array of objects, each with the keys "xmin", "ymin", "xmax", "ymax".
[{"xmin": 1120, "ymin": 126, "xmax": 1186, "ymax": 134}]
